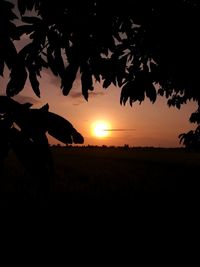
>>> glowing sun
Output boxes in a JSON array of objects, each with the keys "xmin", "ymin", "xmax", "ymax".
[{"xmin": 92, "ymin": 121, "xmax": 111, "ymax": 138}]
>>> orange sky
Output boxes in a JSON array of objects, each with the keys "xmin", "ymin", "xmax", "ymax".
[{"xmin": 1, "ymin": 67, "xmax": 197, "ymax": 147}]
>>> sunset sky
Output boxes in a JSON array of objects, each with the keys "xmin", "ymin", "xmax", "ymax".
[
  {"xmin": 0, "ymin": 0, "xmax": 198, "ymax": 147},
  {"xmin": 1, "ymin": 66, "xmax": 197, "ymax": 147}
]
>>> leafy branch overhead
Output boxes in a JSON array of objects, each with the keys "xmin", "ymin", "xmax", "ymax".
[{"xmin": 1, "ymin": 0, "xmax": 199, "ymax": 108}]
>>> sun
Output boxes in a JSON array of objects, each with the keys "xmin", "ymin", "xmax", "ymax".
[{"xmin": 92, "ymin": 121, "xmax": 111, "ymax": 138}]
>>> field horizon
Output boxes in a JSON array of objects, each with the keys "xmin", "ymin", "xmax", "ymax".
[{"xmin": 1, "ymin": 146, "xmax": 199, "ymax": 198}]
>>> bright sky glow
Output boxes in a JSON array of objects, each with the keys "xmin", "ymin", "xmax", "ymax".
[{"xmin": 92, "ymin": 121, "xmax": 111, "ymax": 138}]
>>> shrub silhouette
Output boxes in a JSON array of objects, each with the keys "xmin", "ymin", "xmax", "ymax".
[
  {"xmin": 179, "ymin": 126, "xmax": 200, "ymax": 151},
  {"xmin": 0, "ymin": 96, "xmax": 83, "ymax": 193}
]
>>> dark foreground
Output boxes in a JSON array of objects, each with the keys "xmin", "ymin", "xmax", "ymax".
[{"xmin": 1, "ymin": 147, "xmax": 200, "ymax": 205}]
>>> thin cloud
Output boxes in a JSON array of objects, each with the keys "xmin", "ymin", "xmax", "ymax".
[
  {"xmin": 70, "ymin": 92, "xmax": 84, "ymax": 99},
  {"xmin": 90, "ymin": 91, "xmax": 105, "ymax": 98},
  {"xmin": 73, "ymin": 101, "xmax": 84, "ymax": 106},
  {"xmin": 70, "ymin": 91, "xmax": 105, "ymax": 99},
  {"xmin": 103, "ymin": 129, "xmax": 136, "ymax": 131}
]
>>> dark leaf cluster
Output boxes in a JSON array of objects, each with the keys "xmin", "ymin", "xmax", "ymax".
[
  {"xmin": 2, "ymin": 0, "xmax": 198, "ymax": 107},
  {"xmin": 1, "ymin": 0, "xmax": 200, "ymax": 151},
  {"xmin": 179, "ymin": 126, "xmax": 200, "ymax": 151},
  {"xmin": 0, "ymin": 96, "xmax": 83, "ymax": 178}
]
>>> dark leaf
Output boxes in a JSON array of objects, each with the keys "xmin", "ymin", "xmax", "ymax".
[
  {"xmin": 117, "ymin": 75, "xmax": 125, "ymax": 87},
  {"xmin": 3, "ymin": 38, "xmax": 17, "ymax": 70},
  {"xmin": 28, "ymin": 68, "xmax": 40, "ymax": 97},
  {"xmin": 0, "ymin": 57, "xmax": 4, "ymax": 76},
  {"xmin": 61, "ymin": 63, "xmax": 79, "ymax": 95},
  {"xmin": 129, "ymin": 96, "xmax": 133, "ymax": 107},
  {"xmin": 22, "ymin": 16, "xmax": 42, "ymax": 25},
  {"xmin": 189, "ymin": 112, "xmax": 200, "ymax": 124},
  {"xmin": 18, "ymin": 0, "xmax": 26, "ymax": 15},
  {"xmin": 82, "ymin": 89, "xmax": 88, "ymax": 101},
  {"xmin": 40, "ymin": 104, "xmax": 49, "ymax": 112},
  {"xmin": 47, "ymin": 112, "xmax": 84, "ymax": 144},
  {"xmin": 120, "ymin": 81, "xmax": 133, "ymax": 105},
  {"xmin": 167, "ymin": 99, "xmax": 172, "ymax": 107},
  {"xmin": 6, "ymin": 22, "xmax": 20, "ymax": 40},
  {"xmin": 17, "ymin": 25, "xmax": 35, "ymax": 37},
  {"xmin": 26, "ymin": 0, "xmax": 36, "ymax": 11},
  {"xmin": 178, "ymin": 133, "xmax": 185, "ymax": 144},
  {"xmin": 0, "ymin": 1, "xmax": 17, "ymax": 20},
  {"xmin": 47, "ymin": 29, "xmax": 61, "ymax": 48},
  {"xmin": 176, "ymin": 102, "xmax": 181, "ymax": 109},
  {"xmin": 103, "ymin": 79, "xmax": 112, "ymax": 89},
  {"xmin": 6, "ymin": 60, "xmax": 27, "ymax": 97},
  {"xmin": 146, "ymin": 83, "xmax": 157, "ymax": 103},
  {"xmin": 158, "ymin": 88, "xmax": 164, "ymax": 96},
  {"xmin": 22, "ymin": 103, "xmax": 33, "ymax": 109},
  {"xmin": 26, "ymin": 0, "xmax": 38, "ymax": 11},
  {"xmin": 72, "ymin": 131, "xmax": 84, "ymax": 144},
  {"xmin": 54, "ymin": 48, "xmax": 65, "ymax": 78},
  {"xmin": 12, "ymin": 104, "xmax": 47, "ymax": 135},
  {"xmin": 0, "ymin": 96, "xmax": 20, "ymax": 113},
  {"xmin": 38, "ymin": 56, "xmax": 48, "ymax": 68},
  {"xmin": 18, "ymin": 42, "xmax": 38, "ymax": 58},
  {"xmin": 195, "ymin": 125, "xmax": 200, "ymax": 134},
  {"xmin": 81, "ymin": 66, "xmax": 94, "ymax": 101},
  {"xmin": 94, "ymin": 73, "xmax": 101, "ymax": 83},
  {"xmin": 47, "ymin": 48, "xmax": 59, "ymax": 76}
]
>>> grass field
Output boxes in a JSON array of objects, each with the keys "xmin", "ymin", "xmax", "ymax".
[{"xmin": 1, "ymin": 146, "xmax": 200, "ymax": 195}]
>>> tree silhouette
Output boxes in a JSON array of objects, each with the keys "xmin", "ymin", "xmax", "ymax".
[
  {"xmin": 0, "ymin": 1, "xmax": 84, "ymax": 193},
  {"xmin": 2, "ymin": 0, "xmax": 199, "ymax": 149},
  {"xmin": 7, "ymin": 0, "xmax": 199, "ymax": 104},
  {"xmin": 1, "ymin": 0, "xmax": 200, "ymax": 190}
]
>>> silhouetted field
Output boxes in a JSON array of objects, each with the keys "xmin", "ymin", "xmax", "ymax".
[{"xmin": 1, "ymin": 146, "xmax": 200, "ymax": 197}]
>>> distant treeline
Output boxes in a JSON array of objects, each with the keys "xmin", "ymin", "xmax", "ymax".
[{"xmin": 50, "ymin": 144, "xmax": 184, "ymax": 151}]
